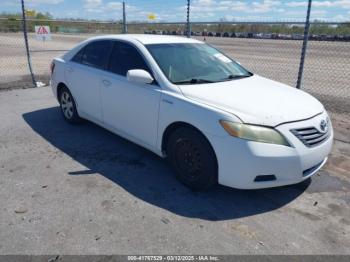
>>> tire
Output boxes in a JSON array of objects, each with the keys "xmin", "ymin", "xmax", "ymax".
[
  {"xmin": 166, "ymin": 127, "xmax": 218, "ymax": 190},
  {"xmin": 58, "ymin": 86, "xmax": 82, "ymax": 124}
]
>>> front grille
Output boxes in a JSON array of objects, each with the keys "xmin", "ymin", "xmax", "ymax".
[{"xmin": 291, "ymin": 127, "xmax": 329, "ymax": 147}]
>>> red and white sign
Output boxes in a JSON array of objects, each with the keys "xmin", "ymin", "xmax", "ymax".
[{"xmin": 35, "ymin": 25, "xmax": 51, "ymax": 41}]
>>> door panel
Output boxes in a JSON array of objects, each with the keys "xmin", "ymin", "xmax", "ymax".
[
  {"xmin": 100, "ymin": 71, "xmax": 161, "ymax": 148},
  {"xmin": 64, "ymin": 40, "xmax": 113, "ymax": 122},
  {"xmin": 65, "ymin": 62, "xmax": 102, "ymax": 122},
  {"xmin": 100, "ymin": 41, "xmax": 161, "ymax": 148}
]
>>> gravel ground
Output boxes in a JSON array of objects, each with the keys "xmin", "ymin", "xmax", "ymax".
[{"xmin": 0, "ymin": 86, "xmax": 349, "ymax": 254}]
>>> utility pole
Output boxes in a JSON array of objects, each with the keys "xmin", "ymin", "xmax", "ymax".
[
  {"xmin": 122, "ymin": 1, "xmax": 127, "ymax": 34},
  {"xmin": 296, "ymin": 0, "xmax": 312, "ymax": 89},
  {"xmin": 21, "ymin": 0, "xmax": 37, "ymax": 87},
  {"xmin": 186, "ymin": 0, "xmax": 191, "ymax": 38}
]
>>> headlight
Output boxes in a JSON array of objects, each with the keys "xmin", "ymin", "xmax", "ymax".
[{"xmin": 219, "ymin": 120, "xmax": 290, "ymax": 146}]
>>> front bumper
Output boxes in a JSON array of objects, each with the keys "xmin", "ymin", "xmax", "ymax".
[{"xmin": 208, "ymin": 112, "xmax": 333, "ymax": 189}]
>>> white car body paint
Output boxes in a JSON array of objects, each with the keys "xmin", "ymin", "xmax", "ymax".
[
  {"xmin": 180, "ymin": 75, "xmax": 324, "ymax": 126},
  {"xmin": 51, "ymin": 34, "xmax": 333, "ymax": 189}
]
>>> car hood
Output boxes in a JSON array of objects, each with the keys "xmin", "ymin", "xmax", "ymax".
[{"xmin": 179, "ymin": 75, "xmax": 324, "ymax": 127}]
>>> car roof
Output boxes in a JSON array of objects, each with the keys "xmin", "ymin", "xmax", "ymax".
[{"xmin": 87, "ymin": 34, "xmax": 203, "ymax": 45}]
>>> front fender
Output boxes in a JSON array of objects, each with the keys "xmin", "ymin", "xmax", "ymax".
[{"xmin": 156, "ymin": 91, "xmax": 240, "ymax": 154}]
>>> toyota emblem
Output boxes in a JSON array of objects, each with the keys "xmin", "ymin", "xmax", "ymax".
[{"xmin": 320, "ymin": 120, "xmax": 328, "ymax": 133}]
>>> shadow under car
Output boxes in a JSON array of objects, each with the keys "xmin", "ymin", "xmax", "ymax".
[{"xmin": 22, "ymin": 106, "xmax": 310, "ymax": 221}]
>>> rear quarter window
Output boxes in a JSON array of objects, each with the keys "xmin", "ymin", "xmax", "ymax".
[{"xmin": 71, "ymin": 47, "xmax": 84, "ymax": 63}]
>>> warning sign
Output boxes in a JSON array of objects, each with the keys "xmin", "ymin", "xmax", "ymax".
[
  {"xmin": 35, "ymin": 25, "xmax": 51, "ymax": 41},
  {"xmin": 148, "ymin": 13, "xmax": 156, "ymax": 20}
]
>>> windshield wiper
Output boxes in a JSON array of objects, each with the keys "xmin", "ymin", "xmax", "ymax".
[
  {"xmin": 221, "ymin": 74, "xmax": 252, "ymax": 81},
  {"xmin": 173, "ymin": 78, "xmax": 214, "ymax": 85}
]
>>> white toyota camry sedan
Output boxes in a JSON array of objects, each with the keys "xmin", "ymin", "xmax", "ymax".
[{"xmin": 50, "ymin": 34, "xmax": 333, "ymax": 190}]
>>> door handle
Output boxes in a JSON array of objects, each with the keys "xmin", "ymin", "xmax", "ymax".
[
  {"xmin": 67, "ymin": 67, "xmax": 74, "ymax": 73},
  {"xmin": 102, "ymin": 79, "xmax": 111, "ymax": 86}
]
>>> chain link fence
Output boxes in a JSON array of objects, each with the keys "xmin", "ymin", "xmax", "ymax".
[
  {"xmin": 0, "ymin": 16, "xmax": 30, "ymax": 90},
  {"xmin": 0, "ymin": 18, "xmax": 125, "ymax": 88},
  {"xmin": 189, "ymin": 22, "xmax": 350, "ymax": 122},
  {"xmin": 0, "ymin": 1, "xmax": 349, "ymax": 126},
  {"xmin": 27, "ymin": 20, "xmax": 125, "ymax": 86}
]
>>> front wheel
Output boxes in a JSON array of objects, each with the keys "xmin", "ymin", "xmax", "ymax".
[
  {"xmin": 59, "ymin": 86, "xmax": 82, "ymax": 124},
  {"xmin": 166, "ymin": 127, "xmax": 218, "ymax": 190}
]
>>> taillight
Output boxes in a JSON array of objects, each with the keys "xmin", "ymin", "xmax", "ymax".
[{"xmin": 50, "ymin": 61, "xmax": 55, "ymax": 75}]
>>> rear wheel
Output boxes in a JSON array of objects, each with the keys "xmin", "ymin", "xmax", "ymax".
[
  {"xmin": 59, "ymin": 86, "xmax": 82, "ymax": 124},
  {"xmin": 166, "ymin": 127, "xmax": 218, "ymax": 190}
]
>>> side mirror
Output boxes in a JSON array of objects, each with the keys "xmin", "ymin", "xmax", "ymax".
[{"xmin": 127, "ymin": 69, "xmax": 154, "ymax": 84}]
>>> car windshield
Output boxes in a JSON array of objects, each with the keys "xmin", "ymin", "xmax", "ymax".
[{"xmin": 146, "ymin": 43, "xmax": 252, "ymax": 85}]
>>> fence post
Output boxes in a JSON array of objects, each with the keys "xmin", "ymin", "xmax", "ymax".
[
  {"xmin": 122, "ymin": 1, "xmax": 127, "ymax": 34},
  {"xmin": 186, "ymin": 0, "xmax": 191, "ymax": 38},
  {"xmin": 296, "ymin": 0, "xmax": 312, "ymax": 89},
  {"xmin": 21, "ymin": 0, "xmax": 37, "ymax": 87}
]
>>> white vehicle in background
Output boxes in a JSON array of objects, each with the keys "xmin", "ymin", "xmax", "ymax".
[{"xmin": 50, "ymin": 34, "xmax": 333, "ymax": 190}]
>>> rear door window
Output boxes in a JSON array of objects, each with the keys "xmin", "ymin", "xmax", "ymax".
[{"xmin": 81, "ymin": 40, "xmax": 113, "ymax": 69}]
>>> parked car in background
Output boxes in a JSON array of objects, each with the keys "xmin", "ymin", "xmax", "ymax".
[
  {"xmin": 271, "ymin": 33, "xmax": 278, "ymax": 39},
  {"xmin": 247, "ymin": 33, "xmax": 254, "ymax": 38},
  {"xmin": 326, "ymin": 35, "xmax": 336, "ymax": 41},
  {"xmin": 309, "ymin": 34, "xmax": 319, "ymax": 40},
  {"xmin": 262, "ymin": 33, "xmax": 272, "ymax": 39},
  {"xmin": 236, "ymin": 32, "xmax": 248, "ymax": 38},
  {"xmin": 278, "ymin": 34, "xmax": 291, "ymax": 40},
  {"xmin": 50, "ymin": 34, "xmax": 333, "ymax": 190},
  {"xmin": 292, "ymin": 34, "xmax": 304, "ymax": 40}
]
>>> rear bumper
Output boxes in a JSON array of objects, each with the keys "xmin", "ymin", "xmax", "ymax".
[
  {"xmin": 50, "ymin": 78, "xmax": 59, "ymax": 101},
  {"xmin": 208, "ymin": 112, "xmax": 333, "ymax": 189}
]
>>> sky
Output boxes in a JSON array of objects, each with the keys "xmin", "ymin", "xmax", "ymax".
[{"xmin": 1, "ymin": 0, "xmax": 350, "ymax": 22}]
